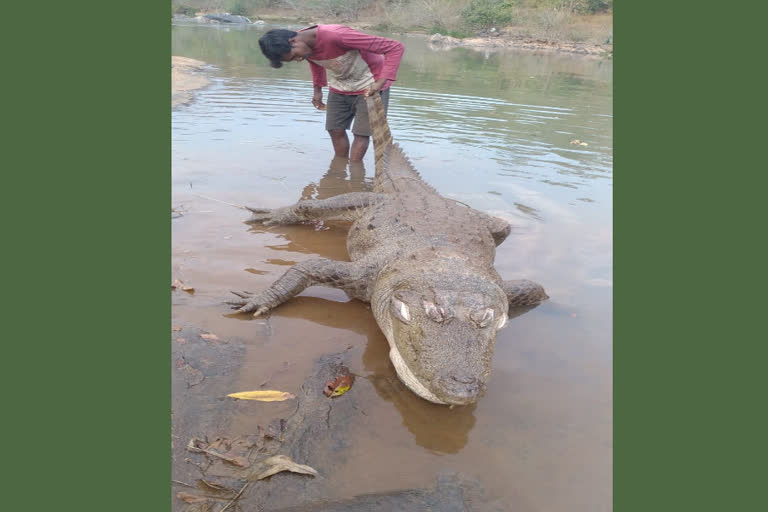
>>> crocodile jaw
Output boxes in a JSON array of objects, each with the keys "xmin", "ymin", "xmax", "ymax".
[{"xmin": 388, "ymin": 342, "xmax": 446, "ymax": 404}]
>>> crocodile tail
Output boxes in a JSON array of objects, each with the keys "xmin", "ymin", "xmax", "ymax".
[
  {"xmin": 365, "ymin": 93, "xmax": 436, "ymax": 194},
  {"xmin": 365, "ymin": 94, "xmax": 393, "ymax": 179}
]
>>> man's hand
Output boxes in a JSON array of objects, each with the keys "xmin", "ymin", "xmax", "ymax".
[
  {"xmin": 312, "ymin": 91, "xmax": 326, "ymax": 110},
  {"xmin": 364, "ymin": 78, "xmax": 388, "ymax": 97}
]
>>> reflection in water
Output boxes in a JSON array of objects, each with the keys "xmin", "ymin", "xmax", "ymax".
[
  {"xmin": 361, "ymin": 328, "xmax": 478, "ymax": 455},
  {"xmin": 245, "ymin": 157, "xmax": 371, "ymax": 262},
  {"xmin": 301, "ymin": 156, "xmax": 373, "ymax": 200},
  {"xmin": 273, "ymin": 294, "xmax": 477, "ymax": 455}
]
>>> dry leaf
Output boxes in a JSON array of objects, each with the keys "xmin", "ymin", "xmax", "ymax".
[
  {"xmin": 324, "ymin": 375, "xmax": 354, "ymax": 397},
  {"xmin": 186, "ymin": 438, "xmax": 252, "ymax": 467},
  {"xmin": 227, "ymin": 390, "xmax": 296, "ymax": 402},
  {"xmin": 172, "ymin": 325, "xmax": 182, "ymax": 331},
  {"xmin": 570, "ymin": 139, "xmax": 581, "ymax": 145},
  {"xmin": 579, "ymin": 142, "xmax": 589, "ymax": 146},
  {"xmin": 176, "ymin": 337, "xmax": 187, "ymax": 344},
  {"xmin": 172, "ymin": 279, "xmax": 195, "ymax": 293},
  {"xmin": 248, "ymin": 455, "xmax": 318, "ymax": 481},
  {"xmin": 199, "ymin": 479, "xmax": 235, "ymax": 493},
  {"xmin": 177, "ymin": 492, "xmax": 210, "ymax": 504},
  {"xmin": 200, "ymin": 333, "xmax": 221, "ymax": 342}
]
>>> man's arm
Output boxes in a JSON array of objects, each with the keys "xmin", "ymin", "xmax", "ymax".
[
  {"xmin": 312, "ymin": 85, "xmax": 325, "ymax": 110},
  {"xmin": 308, "ymin": 61, "xmax": 327, "ymax": 110}
]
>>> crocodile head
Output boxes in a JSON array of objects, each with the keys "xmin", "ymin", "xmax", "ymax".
[{"xmin": 372, "ymin": 256, "xmax": 509, "ymax": 406}]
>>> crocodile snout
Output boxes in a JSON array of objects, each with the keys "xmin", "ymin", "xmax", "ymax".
[{"xmin": 438, "ymin": 371, "xmax": 484, "ymax": 404}]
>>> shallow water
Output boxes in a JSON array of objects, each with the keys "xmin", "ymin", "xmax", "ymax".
[{"xmin": 172, "ymin": 22, "xmax": 612, "ymax": 511}]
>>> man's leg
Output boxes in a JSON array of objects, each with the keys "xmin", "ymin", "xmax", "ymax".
[
  {"xmin": 329, "ymin": 129, "xmax": 350, "ymax": 158},
  {"xmin": 350, "ymin": 89, "xmax": 390, "ymax": 162},
  {"xmin": 349, "ymin": 134, "xmax": 369, "ymax": 161},
  {"xmin": 325, "ymin": 92, "xmax": 357, "ymax": 159}
]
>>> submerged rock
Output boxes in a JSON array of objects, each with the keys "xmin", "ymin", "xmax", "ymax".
[{"xmin": 201, "ymin": 13, "xmax": 252, "ymax": 24}]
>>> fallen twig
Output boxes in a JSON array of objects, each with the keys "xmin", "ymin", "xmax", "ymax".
[
  {"xmin": 220, "ymin": 481, "xmax": 251, "ymax": 512},
  {"xmin": 172, "ymin": 479, "xmax": 197, "ymax": 488}
]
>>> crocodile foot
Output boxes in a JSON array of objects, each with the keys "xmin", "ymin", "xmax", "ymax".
[{"xmin": 225, "ymin": 290, "xmax": 272, "ymax": 317}]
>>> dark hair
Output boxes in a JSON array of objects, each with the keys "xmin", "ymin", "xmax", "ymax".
[{"xmin": 258, "ymin": 29, "xmax": 298, "ymax": 69}]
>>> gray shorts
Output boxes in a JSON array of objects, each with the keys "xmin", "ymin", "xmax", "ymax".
[{"xmin": 325, "ymin": 88, "xmax": 390, "ymax": 137}]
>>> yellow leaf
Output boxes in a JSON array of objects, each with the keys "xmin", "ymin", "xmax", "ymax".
[
  {"xmin": 172, "ymin": 279, "xmax": 195, "ymax": 292},
  {"xmin": 330, "ymin": 385, "xmax": 351, "ymax": 397},
  {"xmin": 227, "ymin": 390, "xmax": 296, "ymax": 402}
]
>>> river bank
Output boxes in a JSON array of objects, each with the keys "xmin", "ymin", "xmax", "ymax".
[
  {"xmin": 172, "ymin": 56, "xmax": 209, "ymax": 108},
  {"xmin": 173, "ymin": 5, "xmax": 612, "ymax": 57}
]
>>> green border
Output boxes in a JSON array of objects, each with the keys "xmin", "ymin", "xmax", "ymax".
[
  {"xmin": 4, "ymin": 2, "xmax": 168, "ymax": 509},
  {"xmin": 617, "ymin": 2, "xmax": 766, "ymax": 511},
  {"xmin": 6, "ymin": 1, "xmax": 766, "ymax": 509}
]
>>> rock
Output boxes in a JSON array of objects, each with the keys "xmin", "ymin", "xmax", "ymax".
[{"xmin": 202, "ymin": 13, "xmax": 252, "ymax": 24}]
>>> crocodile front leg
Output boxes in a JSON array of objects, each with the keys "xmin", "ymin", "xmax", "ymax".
[
  {"xmin": 246, "ymin": 192, "xmax": 386, "ymax": 225},
  {"xmin": 227, "ymin": 258, "xmax": 373, "ymax": 316},
  {"xmin": 501, "ymin": 279, "xmax": 549, "ymax": 307}
]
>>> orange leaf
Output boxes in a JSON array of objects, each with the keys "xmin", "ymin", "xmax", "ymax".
[{"xmin": 323, "ymin": 375, "xmax": 354, "ymax": 397}]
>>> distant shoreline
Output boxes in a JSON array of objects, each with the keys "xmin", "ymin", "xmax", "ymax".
[{"xmin": 173, "ymin": 10, "xmax": 612, "ymax": 58}]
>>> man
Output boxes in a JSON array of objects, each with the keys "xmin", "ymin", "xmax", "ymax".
[{"xmin": 258, "ymin": 25, "xmax": 404, "ymax": 161}]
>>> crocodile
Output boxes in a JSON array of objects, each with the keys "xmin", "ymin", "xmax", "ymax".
[{"xmin": 228, "ymin": 94, "xmax": 548, "ymax": 405}]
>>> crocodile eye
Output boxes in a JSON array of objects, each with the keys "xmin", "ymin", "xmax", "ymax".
[
  {"xmin": 470, "ymin": 308, "xmax": 495, "ymax": 328},
  {"xmin": 391, "ymin": 297, "xmax": 411, "ymax": 324},
  {"xmin": 496, "ymin": 311, "xmax": 508, "ymax": 330},
  {"xmin": 423, "ymin": 301, "xmax": 445, "ymax": 323}
]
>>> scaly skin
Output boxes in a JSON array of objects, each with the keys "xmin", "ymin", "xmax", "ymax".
[{"xmin": 228, "ymin": 94, "xmax": 548, "ymax": 405}]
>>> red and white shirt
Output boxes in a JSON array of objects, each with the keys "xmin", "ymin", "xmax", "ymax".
[{"xmin": 301, "ymin": 25, "xmax": 405, "ymax": 95}]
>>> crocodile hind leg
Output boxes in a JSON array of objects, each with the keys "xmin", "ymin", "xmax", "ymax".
[
  {"xmin": 455, "ymin": 205, "xmax": 512, "ymax": 246},
  {"xmin": 246, "ymin": 192, "xmax": 386, "ymax": 225},
  {"xmin": 227, "ymin": 258, "xmax": 373, "ymax": 316},
  {"xmin": 501, "ymin": 279, "xmax": 549, "ymax": 307},
  {"xmin": 481, "ymin": 213, "xmax": 512, "ymax": 246}
]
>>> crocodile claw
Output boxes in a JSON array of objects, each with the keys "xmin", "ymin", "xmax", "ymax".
[{"xmin": 227, "ymin": 291, "xmax": 271, "ymax": 317}]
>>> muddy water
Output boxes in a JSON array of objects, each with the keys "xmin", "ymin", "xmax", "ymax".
[{"xmin": 172, "ymin": 22, "xmax": 612, "ymax": 511}]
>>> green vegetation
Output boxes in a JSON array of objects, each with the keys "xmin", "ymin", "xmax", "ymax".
[
  {"xmin": 461, "ymin": 0, "xmax": 514, "ymax": 30},
  {"xmin": 173, "ymin": 5, "xmax": 198, "ymax": 16},
  {"xmin": 171, "ymin": 0, "xmax": 612, "ymax": 44},
  {"xmin": 226, "ymin": 0, "xmax": 251, "ymax": 15}
]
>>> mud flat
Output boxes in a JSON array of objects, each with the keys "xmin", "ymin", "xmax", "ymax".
[{"xmin": 172, "ymin": 56, "xmax": 210, "ymax": 108}]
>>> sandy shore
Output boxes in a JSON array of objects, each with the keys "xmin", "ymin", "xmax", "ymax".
[
  {"xmin": 172, "ymin": 56, "xmax": 210, "ymax": 108},
  {"xmin": 422, "ymin": 32, "xmax": 610, "ymax": 56}
]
